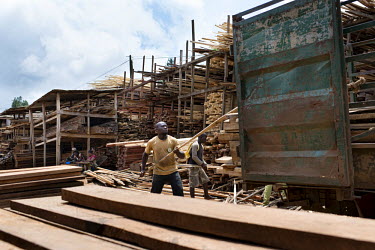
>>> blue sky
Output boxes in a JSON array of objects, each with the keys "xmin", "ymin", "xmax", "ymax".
[{"xmin": 0, "ymin": 0, "xmax": 292, "ymax": 111}]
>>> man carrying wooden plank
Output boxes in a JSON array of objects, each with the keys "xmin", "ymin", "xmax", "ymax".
[
  {"xmin": 186, "ymin": 133, "xmax": 211, "ymax": 199},
  {"xmin": 141, "ymin": 121, "xmax": 185, "ymax": 196}
]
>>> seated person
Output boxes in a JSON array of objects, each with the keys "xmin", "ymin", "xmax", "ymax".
[
  {"xmin": 87, "ymin": 150, "xmax": 98, "ymax": 170},
  {"xmin": 66, "ymin": 150, "xmax": 85, "ymax": 163}
]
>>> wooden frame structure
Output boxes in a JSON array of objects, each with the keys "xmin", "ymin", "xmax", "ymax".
[{"xmin": 28, "ymin": 89, "xmax": 119, "ymax": 166}]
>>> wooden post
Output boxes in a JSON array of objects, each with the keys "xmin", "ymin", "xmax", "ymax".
[
  {"xmin": 29, "ymin": 109, "xmax": 36, "ymax": 167},
  {"xmin": 203, "ymin": 58, "xmax": 210, "ymax": 129},
  {"xmin": 186, "ymin": 40, "xmax": 189, "ymax": 64},
  {"xmin": 87, "ymin": 93, "xmax": 91, "ymax": 155},
  {"xmin": 227, "ymin": 15, "xmax": 230, "ymax": 33},
  {"xmin": 122, "ymin": 71, "xmax": 127, "ymax": 107},
  {"xmin": 224, "ymin": 52, "xmax": 228, "ymax": 82},
  {"xmin": 56, "ymin": 93, "xmax": 61, "ymax": 165},
  {"xmin": 42, "ymin": 102, "xmax": 47, "ymax": 166},
  {"xmin": 177, "ymin": 50, "xmax": 183, "ymax": 138},
  {"xmin": 114, "ymin": 92, "xmax": 118, "ymax": 154},
  {"xmin": 151, "ymin": 55, "xmax": 155, "ymax": 91},
  {"xmin": 191, "ymin": 20, "xmax": 195, "ymax": 61},
  {"xmin": 130, "ymin": 55, "xmax": 134, "ymax": 100},
  {"xmin": 190, "ymin": 63, "xmax": 195, "ymax": 123},
  {"xmin": 221, "ymin": 88, "xmax": 227, "ymax": 130},
  {"xmin": 142, "ymin": 55, "xmax": 145, "ymax": 82}
]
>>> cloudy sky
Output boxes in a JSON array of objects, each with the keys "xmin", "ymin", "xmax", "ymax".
[{"xmin": 0, "ymin": 0, "xmax": 292, "ymax": 111}]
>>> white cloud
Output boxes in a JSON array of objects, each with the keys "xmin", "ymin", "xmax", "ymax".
[{"xmin": 0, "ymin": 0, "xmax": 288, "ymax": 111}]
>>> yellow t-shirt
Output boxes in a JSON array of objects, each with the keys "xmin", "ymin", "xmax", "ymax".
[{"xmin": 145, "ymin": 135, "xmax": 178, "ymax": 175}]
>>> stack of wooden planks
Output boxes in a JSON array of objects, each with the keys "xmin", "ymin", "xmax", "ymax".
[
  {"xmin": 0, "ymin": 165, "xmax": 84, "ymax": 207},
  {"xmin": 7, "ymin": 185, "xmax": 375, "ymax": 249},
  {"xmin": 0, "ymin": 209, "xmax": 136, "ymax": 249}
]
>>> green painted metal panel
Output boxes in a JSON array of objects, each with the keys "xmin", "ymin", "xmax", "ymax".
[{"xmin": 234, "ymin": 0, "xmax": 352, "ymax": 187}]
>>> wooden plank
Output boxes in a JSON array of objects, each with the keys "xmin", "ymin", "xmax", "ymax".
[
  {"xmin": 351, "ymin": 128, "xmax": 375, "ymax": 142},
  {"xmin": 0, "ymin": 209, "xmax": 130, "ymax": 249},
  {"xmin": 0, "ymin": 181, "xmax": 83, "ymax": 197},
  {"xmin": 60, "ymin": 133, "xmax": 117, "ymax": 139},
  {"xmin": 0, "ymin": 172, "xmax": 81, "ymax": 185},
  {"xmin": 59, "ymin": 110, "xmax": 116, "ymax": 119},
  {"xmin": 217, "ymin": 132, "xmax": 240, "ymax": 143},
  {"xmin": 0, "ymin": 240, "xmax": 21, "ymax": 249},
  {"xmin": 351, "ymin": 143, "xmax": 375, "ymax": 149},
  {"xmin": 349, "ymin": 113, "xmax": 375, "ymax": 120},
  {"xmin": 0, "ymin": 166, "xmax": 82, "ymax": 182},
  {"xmin": 0, "ymin": 176, "xmax": 84, "ymax": 192},
  {"xmin": 11, "ymin": 197, "xmax": 258, "ymax": 250},
  {"xmin": 61, "ymin": 185, "xmax": 375, "ymax": 250}
]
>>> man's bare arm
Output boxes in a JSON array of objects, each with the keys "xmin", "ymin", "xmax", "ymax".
[
  {"xmin": 140, "ymin": 152, "xmax": 149, "ymax": 177},
  {"xmin": 173, "ymin": 149, "xmax": 185, "ymax": 159}
]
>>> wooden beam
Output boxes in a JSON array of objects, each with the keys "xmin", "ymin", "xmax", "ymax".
[
  {"xmin": 34, "ymin": 115, "xmax": 57, "ymax": 128},
  {"xmin": 42, "ymin": 102, "xmax": 46, "ymax": 166},
  {"xmin": 60, "ymin": 133, "xmax": 117, "ymax": 139},
  {"xmin": 58, "ymin": 110, "xmax": 116, "ymax": 119},
  {"xmin": 0, "ymin": 209, "xmax": 129, "ymax": 249},
  {"xmin": 56, "ymin": 93, "xmax": 61, "ymax": 165},
  {"xmin": 177, "ymin": 50, "xmax": 183, "ymax": 138},
  {"xmin": 87, "ymin": 93, "xmax": 90, "ymax": 154},
  {"xmin": 191, "ymin": 19, "xmax": 195, "ymax": 61},
  {"xmin": 178, "ymin": 85, "xmax": 224, "ymax": 99},
  {"xmin": 35, "ymin": 137, "xmax": 57, "ymax": 147},
  {"xmin": 203, "ymin": 58, "xmax": 210, "ymax": 129},
  {"xmin": 11, "ymin": 197, "xmax": 253, "ymax": 250},
  {"xmin": 351, "ymin": 128, "xmax": 375, "ymax": 142},
  {"xmin": 190, "ymin": 63, "xmax": 195, "ymax": 123},
  {"xmin": 29, "ymin": 110, "xmax": 36, "ymax": 167},
  {"xmin": 61, "ymin": 185, "xmax": 375, "ymax": 250}
]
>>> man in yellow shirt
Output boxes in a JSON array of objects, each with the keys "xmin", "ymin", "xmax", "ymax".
[{"xmin": 141, "ymin": 121, "xmax": 185, "ymax": 196}]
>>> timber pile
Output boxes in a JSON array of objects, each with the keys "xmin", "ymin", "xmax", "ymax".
[
  {"xmin": 0, "ymin": 209, "xmax": 134, "ymax": 249},
  {"xmin": 153, "ymin": 109, "xmax": 178, "ymax": 136},
  {"xmin": 8, "ymin": 185, "xmax": 374, "ymax": 250},
  {"xmin": 117, "ymin": 112, "xmax": 149, "ymax": 141},
  {"xmin": 204, "ymin": 92, "xmax": 231, "ymax": 127},
  {"xmin": 0, "ymin": 165, "xmax": 84, "ymax": 207},
  {"xmin": 83, "ymin": 167, "xmax": 269, "ymax": 205}
]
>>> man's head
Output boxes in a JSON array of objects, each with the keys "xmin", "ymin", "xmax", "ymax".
[
  {"xmin": 198, "ymin": 133, "xmax": 208, "ymax": 144},
  {"xmin": 88, "ymin": 150, "xmax": 94, "ymax": 156},
  {"xmin": 155, "ymin": 121, "xmax": 168, "ymax": 135},
  {"xmin": 73, "ymin": 150, "xmax": 79, "ymax": 156}
]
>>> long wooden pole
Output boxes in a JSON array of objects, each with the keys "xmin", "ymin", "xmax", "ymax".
[
  {"xmin": 159, "ymin": 107, "xmax": 238, "ymax": 164},
  {"xmin": 42, "ymin": 102, "xmax": 46, "ymax": 166}
]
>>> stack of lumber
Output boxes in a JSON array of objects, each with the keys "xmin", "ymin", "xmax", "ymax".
[
  {"xmin": 204, "ymin": 92, "xmax": 231, "ymax": 127},
  {"xmin": 13, "ymin": 147, "xmax": 56, "ymax": 168},
  {"xmin": 89, "ymin": 75, "xmax": 129, "ymax": 89},
  {"xmin": 0, "ymin": 151, "xmax": 14, "ymax": 169},
  {"xmin": 116, "ymin": 144, "xmax": 145, "ymax": 170},
  {"xmin": 0, "ymin": 165, "xmax": 84, "ymax": 207},
  {"xmin": 7, "ymin": 185, "xmax": 375, "ymax": 249},
  {"xmin": 153, "ymin": 109, "xmax": 178, "ymax": 135},
  {"xmin": 117, "ymin": 112, "xmax": 149, "ymax": 141},
  {"xmin": 0, "ymin": 209, "xmax": 135, "ymax": 249},
  {"xmin": 193, "ymin": 21, "xmax": 233, "ymax": 54}
]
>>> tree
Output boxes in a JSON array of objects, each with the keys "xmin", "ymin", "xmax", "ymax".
[
  {"xmin": 11, "ymin": 96, "xmax": 29, "ymax": 108},
  {"xmin": 166, "ymin": 58, "xmax": 174, "ymax": 67}
]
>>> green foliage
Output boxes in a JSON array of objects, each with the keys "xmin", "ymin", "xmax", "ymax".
[
  {"xmin": 166, "ymin": 58, "xmax": 174, "ymax": 67},
  {"xmin": 11, "ymin": 96, "xmax": 29, "ymax": 108}
]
